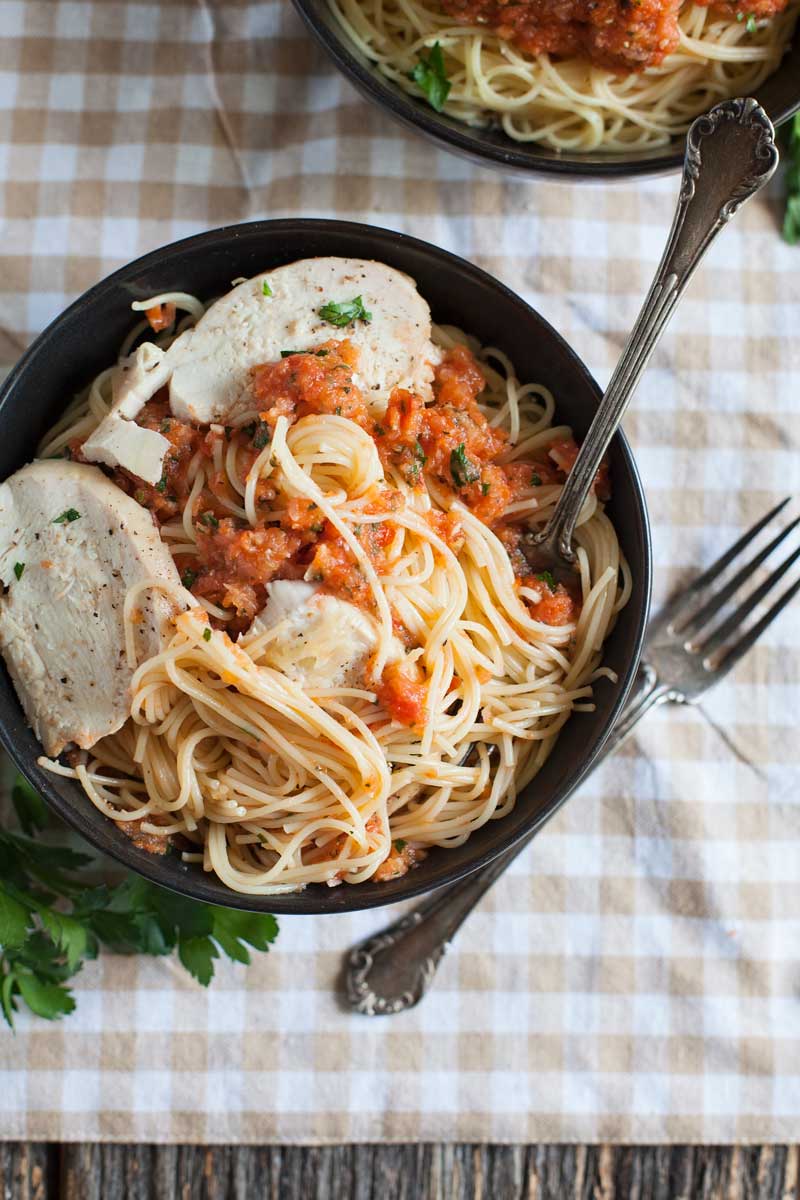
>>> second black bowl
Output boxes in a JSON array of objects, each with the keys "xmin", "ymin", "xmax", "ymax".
[
  {"xmin": 292, "ymin": 0, "xmax": 799, "ymax": 180},
  {"xmin": 0, "ymin": 220, "xmax": 651, "ymax": 912}
]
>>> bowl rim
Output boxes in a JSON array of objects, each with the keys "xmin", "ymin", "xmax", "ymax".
[
  {"xmin": 290, "ymin": 0, "xmax": 800, "ymax": 180},
  {"xmin": 0, "ymin": 217, "xmax": 652, "ymax": 913}
]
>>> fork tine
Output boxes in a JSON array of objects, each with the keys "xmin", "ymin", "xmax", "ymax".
[
  {"xmin": 710, "ymin": 573, "xmax": 800, "ymax": 681},
  {"xmin": 698, "ymin": 541, "xmax": 800, "ymax": 658},
  {"xmin": 660, "ymin": 498, "xmax": 791, "ymax": 627},
  {"xmin": 679, "ymin": 512, "xmax": 800, "ymax": 639}
]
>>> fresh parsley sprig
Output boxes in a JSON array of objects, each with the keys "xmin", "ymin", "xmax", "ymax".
[
  {"xmin": 783, "ymin": 113, "xmax": 800, "ymax": 246},
  {"xmin": 0, "ymin": 775, "xmax": 278, "ymax": 1027},
  {"xmin": 410, "ymin": 42, "xmax": 451, "ymax": 113},
  {"xmin": 318, "ymin": 296, "xmax": 372, "ymax": 327}
]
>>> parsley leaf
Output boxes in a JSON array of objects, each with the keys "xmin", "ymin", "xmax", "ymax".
[
  {"xmin": 262, "ymin": 280, "xmax": 273, "ymax": 296},
  {"xmin": 0, "ymin": 775, "xmax": 279, "ymax": 1028},
  {"xmin": 745, "ymin": 12, "xmax": 758, "ymax": 31},
  {"xmin": 0, "ymin": 891, "xmax": 30, "ymax": 950},
  {"xmin": 783, "ymin": 114, "xmax": 800, "ymax": 246},
  {"xmin": 181, "ymin": 568, "xmax": 197, "ymax": 590},
  {"xmin": 203, "ymin": 627, "xmax": 212, "ymax": 642},
  {"xmin": 53, "ymin": 508, "xmax": 81, "ymax": 524},
  {"xmin": 15, "ymin": 972, "xmax": 76, "ymax": 1021},
  {"xmin": 199, "ymin": 511, "xmax": 219, "ymax": 529},
  {"xmin": 410, "ymin": 42, "xmax": 451, "ymax": 113},
  {"xmin": 12, "ymin": 776, "xmax": 48, "ymax": 836},
  {"xmin": 178, "ymin": 936, "xmax": 218, "ymax": 986},
  {"xmin": 251, "ymin": 419, "xmax": 271, "ymax": 450},
  {"xmin": 530, "ymin": 471, "xmax": 542, "ymax": 487},
  {"xmin": 450, "ymin": 443, "xmax": 480, "ymax": 487},
  {"xmin": 13, "ymin": 563, "xmax": 24, "ymax": 581},
  {"xmin": 536, "ymin": 570, "xmax": 557, "ymax": 591},
  {"xmin": 318, "ymin": 296, "xmax": 372, "ymax": 327}
]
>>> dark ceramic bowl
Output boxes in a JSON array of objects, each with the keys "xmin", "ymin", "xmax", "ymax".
[
  {"xmin": 292, "ymin": 0, "xmax": 799, "ymax": 179},
  {"xmin": 0, "ymin": 220, "xmax": 651, "ymax": 913}
]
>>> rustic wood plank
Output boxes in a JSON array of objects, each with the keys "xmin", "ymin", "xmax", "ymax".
[
  {"xmin": 0, "ymin": 1141, "xmax": 786, "ymax": 1200},
  {"xmin": 0, "ymin": 1143, "xmax": 57, "ymax": 1200}
]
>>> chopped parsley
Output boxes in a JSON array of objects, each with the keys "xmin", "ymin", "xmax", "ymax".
[
  {"xmin": 530, "ymin": 471, "xmax": 542, "ymax": 487},
  {"xmin": 13, "ymin": 563, "xmax": 24, "ymax": 581},
  {"xmin": 450, "ymin": 443, "xmax": 480, "ymax": 488},
  {"xmin": 783, "ymin": 113, "xmax": 800, "ymax": 245},
  {"xmin": 199, "ymin": 511, "xmax": 219, "ymax": 529},
  {"xmin": 53, "ymin": 508, "xmax": 81, "ymax": 524},
  {"xmin": 481, "ymin": 481, "xmax": 491, "ymax": 495},
  {"xmin": 160, "ymin": 419, "xmax": 172, "ymax": 433},
  {"xmin": 251, "ymin": 420, "xmax": 271, "ymax": 450},
  {"xmin": 318, "ymin": 296, "xmax": 372, "ymax": 327},
  {"xmin": 181, "ymin": 569, "xmax": 197, "ymax": 590},
  {"xmin": 536, "ymin": 570, "xmax": 557, "ymax": 591},
  {"xmin": 281, "ymin": 348, "xmax": 330, "ymax": 358},
  {"xmin": 409, "ymin": 42, "xmax": 451, "ymax": 113},
  {"xmin": 414, "ymin": 441, "xmax": 427, "ymax": 465},
  {"xmin": 202, "ymin": 627, "xmax": 212, "ymax": 642},
  {"xmin": 394, "ymin": 839, "xmax": 406, "ymax": 853},
  {"xmin": 745, "ymin": 12, "xmax": 758, "ymax": 30},
  {"xmin": 155, "ymin": 475, "xmax": 167, "ymax": 493},
  {"xmin": 262, "ymin": 280, "xmax": 273, "ymax": 297}
]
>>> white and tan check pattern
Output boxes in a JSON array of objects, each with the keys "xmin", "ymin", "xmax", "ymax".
[{"xmin": 1, "ymin": 0, "xmax": 799, "ymax": 1146}]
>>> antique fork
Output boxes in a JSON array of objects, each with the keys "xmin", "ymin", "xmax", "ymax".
[
  {"xmin": 345, "ymin": 500, "xmax": 800, "ymax": 1015},
  {"xmin": 526, "ymin": 98, "xmax": 778, "ymax": 582}
]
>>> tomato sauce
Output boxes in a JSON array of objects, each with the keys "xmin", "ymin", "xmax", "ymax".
[
  {"xmin": 251, "ymin": 339, "xmax": 370, "ymax": 429},
  {"xmin": 102, "ymin": 340, "xmax": 602, "ymax": 633},
  {"xmin": 377, "ymin": 660, "xmax": 428, "ymax": 728},
  {"xmin": 440, "ymin": 0, "xmax": 682, "ymax": 72},
  {"xmin": 526, "ymin": 580, "xmax": 580, "ymax": 626}
]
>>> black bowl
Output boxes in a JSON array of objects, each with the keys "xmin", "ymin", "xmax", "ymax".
[
  {"xmin": 292, "ymin": 0, "xmax": 799, "ymax": 179},
  {"xmin": 0, "ymin": 220, "xmax": 651, "ymax": 913}
]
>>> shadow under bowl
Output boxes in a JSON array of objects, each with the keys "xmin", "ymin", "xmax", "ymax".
[{"xmin": 0, "ymin": 219, "xmax": 652, "ymax": 913}]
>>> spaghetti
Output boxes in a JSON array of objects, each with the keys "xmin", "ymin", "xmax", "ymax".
[
  {"xmin": 38, "ymin": 287, "xmax": 629, "ymax": 895},
  {"xmin": 329, "ymin": 0, "xmax": 799, "ymax": 151}
]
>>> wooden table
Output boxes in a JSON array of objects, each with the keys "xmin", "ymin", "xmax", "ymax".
[{"xmin": 1, "ymin": 1143, "xmax": 797, "ymax": 1198}]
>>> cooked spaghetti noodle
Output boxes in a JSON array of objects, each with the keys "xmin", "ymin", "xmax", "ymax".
[
  {"xmin": 329, "ymin": 0, "xmax": 798, "ymax": 151},
  {"xmin": 38, "ymin": 287, "xmax": 629, "ymax": 895}
]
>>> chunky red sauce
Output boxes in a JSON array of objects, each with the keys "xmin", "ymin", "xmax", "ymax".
[
  {"xmin": 377, "ymin": 660, "xmax": 428, "ymax": 728},
  {"xmin": 439, "ymin": 0, "xmax": 787, "ymax": 73},
  {"xmin": 85, "ymin": 339, "xmax": 601, "ymax": 646}
]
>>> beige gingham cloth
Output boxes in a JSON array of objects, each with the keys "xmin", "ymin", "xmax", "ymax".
[{"xmin": 1, "ymin": 0, "xmax": 799, "ymax": 1146}]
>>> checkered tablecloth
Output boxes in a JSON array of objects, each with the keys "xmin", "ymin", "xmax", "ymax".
[{"xmin": 1, "ymin": 0, "xmax": 799, "ymax": 1146}]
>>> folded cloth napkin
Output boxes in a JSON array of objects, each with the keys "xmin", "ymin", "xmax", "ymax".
[{"xmin": 0, "ymin": 0, "xmax": 798, "ymax": 1146}]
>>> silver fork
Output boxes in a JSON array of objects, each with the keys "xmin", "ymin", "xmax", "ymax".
[{"xmin": 345, "ymin": 500, "xmax": 800, "ymax": 1016}]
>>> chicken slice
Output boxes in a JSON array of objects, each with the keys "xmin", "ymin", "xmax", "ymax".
[
  {"xmin": 83, "ymin": 258, "xmax": 439, "ymax": 484},
  {"xmin": 82, "ymin": 342, "xmax": 172, "ymax": 486},
  {"xmin": 0, "ymin": 460, "xmax": 182, "ymax": 756},
  {"xmin": 246, "ymin": 580, "xmax": 403, "ymax": 689}
]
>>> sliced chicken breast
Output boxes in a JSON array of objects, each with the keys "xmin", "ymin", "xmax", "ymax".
[
  {"xmin": 82, "ymin": 342, "xmax": 172, "ymax": 486},
  {"xmin": 0, "ymin": 460, "xmax": 182, "ymax": 756},
  {"xmin": 246, "ymin": 579, "xmax": 402, "ymax": 689},
  {"xmin": 83, "ymin": 258, "xmax": 439, "ymax": 484}
]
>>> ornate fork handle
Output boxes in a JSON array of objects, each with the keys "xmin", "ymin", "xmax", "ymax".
[
  {"xmin": 535, "ymin": 98, "xmax": 779, "ymax": 565},
  {"xmin": 345, "ymin": 665, "xmax": 669, "ymax": 1016}
]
